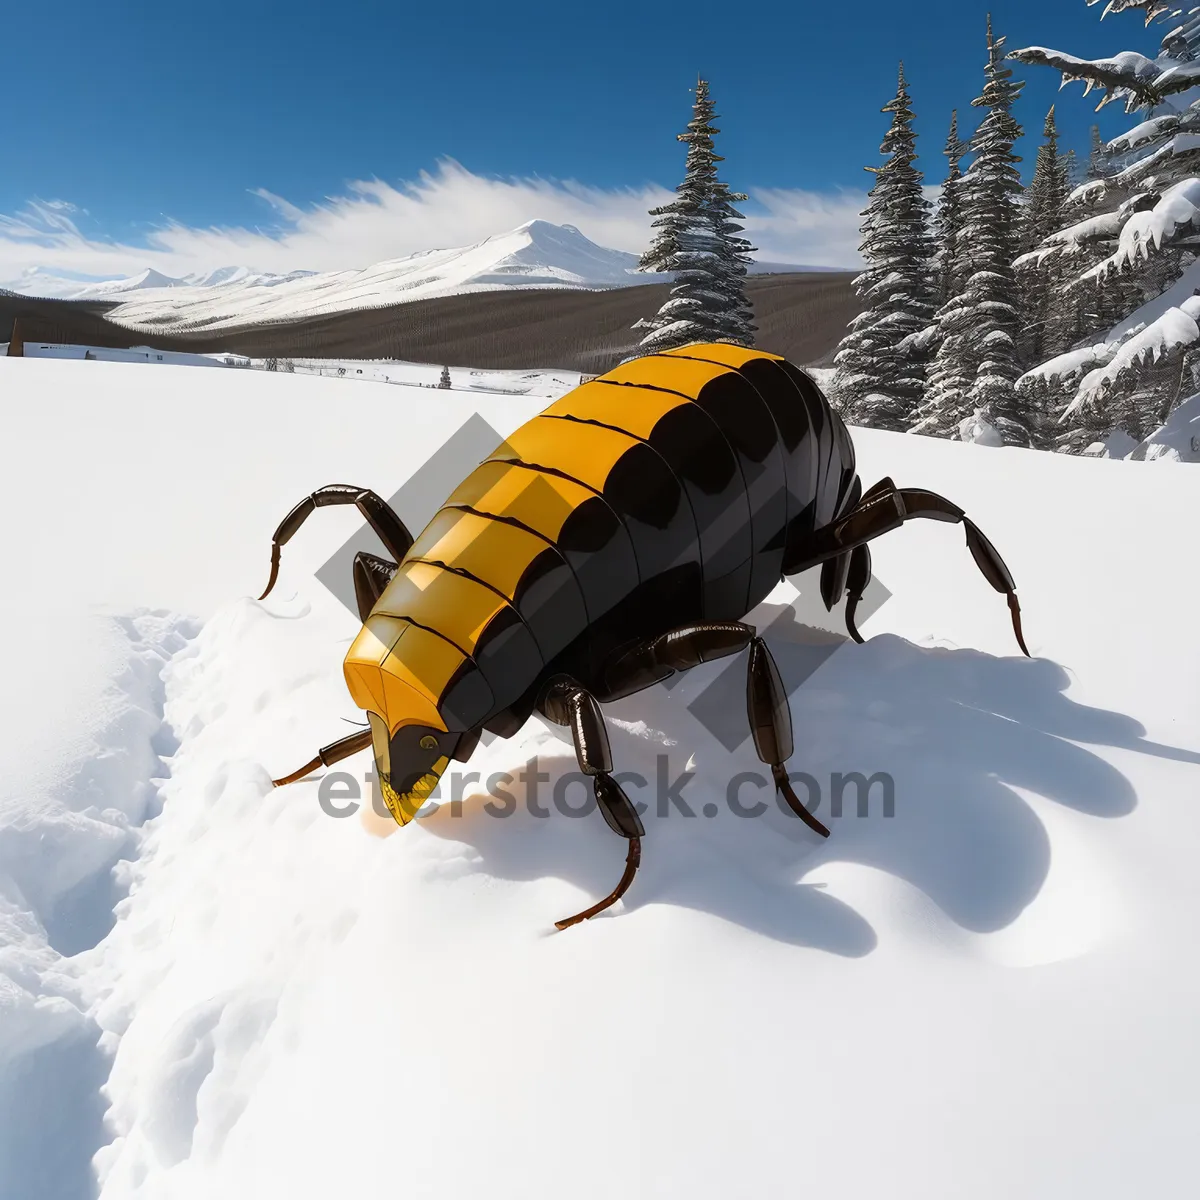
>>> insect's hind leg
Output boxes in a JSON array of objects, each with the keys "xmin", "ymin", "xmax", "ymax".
[
  {"xmin": 791, "ymin": 483, "xmax": 1030, "ymax": 657},
  {"xmin": 813, "ymin": 478, "xmax": 893, "ymax": 641},
  {"xmin": 257, "ymin": 485, "xmax": 414, "ymax": 600},
  {"xmin": 538, "ymin": 679, "xmax": 645, "ymax": 930},
  {"xmin": 745, "ymin": 638, "xmax": 831, "ymax": 838}
]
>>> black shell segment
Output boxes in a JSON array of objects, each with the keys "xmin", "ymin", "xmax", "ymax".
[
  {"xmin": 490, "ymin": 415, "xmax": 706, "ymax": 630},
  {"xmin": 547, "ymin": 381, "xmax": 755, "ymax": 618},
  {"xmin": 731, "ymin": 358, "xmax": 821, "ymax": 550},
  {"xmin": 635, "ymin": 353, "xmax": 791, "ymax": 605},
  {"xmin": 774, "ymin": 359, "xmax": 848, "ymax": 529}
]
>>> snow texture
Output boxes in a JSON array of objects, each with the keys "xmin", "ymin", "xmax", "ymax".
[
  {"xmin": 1130, "ymin": 386, "xmax": 1200, "ymax": 458},
  {"xmin": 3, "ymin": 356, "xmax": 1200, "ymax": 1199},
  {"xmin": 957, "ymin": 408, "xmax": 1006, "ymax": 445}
]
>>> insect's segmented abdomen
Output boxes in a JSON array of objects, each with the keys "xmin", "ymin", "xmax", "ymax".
[{"xmin": 344, "ymin": 345, "xmax": 848, "ymax": 734}]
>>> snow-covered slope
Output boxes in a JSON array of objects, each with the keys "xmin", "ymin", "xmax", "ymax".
[
  {"xmin": 4, "ymin": 222, "xmax": 832, "ymax": 332},
  {"xmin": 4, "ymin": 355, "xmax": 1199, "ymax": 1200},
  {"xmin": 92, "ymin": 222, "xmax": 656, "ymax": 331}
]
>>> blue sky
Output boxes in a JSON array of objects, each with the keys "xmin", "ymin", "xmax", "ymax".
[{"xmin": 0, "ymin": 0, "xmax": 1160, "ymax": 277}]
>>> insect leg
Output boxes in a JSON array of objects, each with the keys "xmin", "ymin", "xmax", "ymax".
[
  {"xmin": 859, "ymin": 476, "xmax": 896, "ymax": 504},
  {"xmin": 746, "ymin": 638, "xmax": 831, "ymax": 838},
  {"xmin": 820, "ymin": 553, "xmax": 852, "ymax": 612},
  {"xmin": 257, "ymin": 485, "xmax": 413, "ymax": 600},
  {"xmin": 539, "ymin": 679, "xmax": 645, "ymax": 930},
  {"xmin": 272, "ymin": 728, "xmax": 372, "ymax": 787},
  {"xmin": 844, "ymin": 544, "xmax": 872, "ymax": 644},
  {"xmin": 819, "ymin": 478, "xmax": 888, "ymax": 632},
  {"xmin": 352, "ymin": 551, "xmax": 398, "ymax": 621},
  {"xmin": 790, "ymin": 485, "xmax": 1030, "ymax": 657},
  {"xmin": 601, "ymin": 621, "xmax": 754, "ymax": 701}
]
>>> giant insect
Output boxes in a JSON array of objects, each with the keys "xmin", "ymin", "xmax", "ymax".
[{"xmin": 258, "ymin": 344, "xmax": 1029, "ymax": 930}]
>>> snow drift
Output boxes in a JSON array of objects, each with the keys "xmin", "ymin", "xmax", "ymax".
[{"xmin": 2, "ymin": 355, "xmax": 1200, "ymax": 1200}]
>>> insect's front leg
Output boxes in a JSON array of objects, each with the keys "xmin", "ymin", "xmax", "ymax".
[
  {"xmin": 257, "ymin": 484, "xmax": 413, "ymax": 601},
  {"xmin": 272, "ymin": 728, "xmax": 372, "ymax": 787},
  {"xmin": 538, "ymin": 678, "xmax": 644, "ymax": 930}
]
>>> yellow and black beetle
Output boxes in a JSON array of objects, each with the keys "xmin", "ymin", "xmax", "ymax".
[{"xmin": 258, "ymin": 343, "xmax": 1028, "ymax": 929}]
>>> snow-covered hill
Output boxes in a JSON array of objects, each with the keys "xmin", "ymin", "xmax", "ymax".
[
  {"xmin": 2, "ymin": 222, "xmax": 830, "ymax": 332},
  {"xmin": 105, "ymin": 222, "xmax": 661, "ymax": 331},
  {"xmin": 3, "ymin": 355, "xmax": 1199, "ymax": 1200}
]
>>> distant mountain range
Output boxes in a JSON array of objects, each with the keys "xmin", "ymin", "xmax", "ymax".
[
  {"xmin": 3, "ymin": 264, "xmax": 318, "ymax": 301},
  {"xmin": 1, "ymin": 221, "xmax": 846, "ymax": 332}
]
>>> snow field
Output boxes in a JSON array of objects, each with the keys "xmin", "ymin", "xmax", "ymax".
[{"xmin": 2, "ymin": 355, "xmax": 1200, "ymax": 1199}]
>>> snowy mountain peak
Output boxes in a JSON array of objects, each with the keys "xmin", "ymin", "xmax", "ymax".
[
  {"xmin": 82, "ymin": 268, "xmax": 190, "ymax": 297},
  {"xmin": 128, "ymin": 268, "xmax": 183, "ymax": 289},
  {"xmin": 3, "ymin": 222, "xmax": 836, "ymax": 332}
]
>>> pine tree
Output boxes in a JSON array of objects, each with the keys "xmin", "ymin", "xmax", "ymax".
[
  {"xmin": 1064, "ymin": 148, "xmax": 1080, "ymax": 189},
  {"xmin": 914, "ymin": 17, "xmax": 1029, "ymax": 445},
  {"xmin": 831, "ymin": 64, "xmax": 936, "ymax": 430},
  {"xmin": 707, "ymin": 176, "xmax": 758, "ymax": 345},
  {"xmin": 935, "ymin": 111, "xmax": 970, "ymax": 305},
  {"xmin": 906, "ymin": 111, "xmax": 969, "ymax": 434},
  {"xmin": 633, "ymin": 77, "xmax": 756, "ymax": 354},
  {"xmin": 1011, "ymin": 4, "xmax": 1200, "ymax": 449},
  {"xmin": 439, "ymin": 365, "xmax": 451, "ymax": 389},
  {"xmin": 1017, "ymin": 107, "xmax": 1073, "ymax": 439},
  {"xmin": 1017, "ymin": 108, "xmax": 1075, "ymax": 447},
  {"xmin": 1022, "ymin": 107, "xmax": 1070, "ymax": 254},
  {"xmin": 1086, "ymin": 124, "xmax": 1112, "ymax": 182}
]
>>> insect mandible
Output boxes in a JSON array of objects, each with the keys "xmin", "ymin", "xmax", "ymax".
[{"xmin": 257, "ymin": 343, "xmax": 1029, "ymax": 930}]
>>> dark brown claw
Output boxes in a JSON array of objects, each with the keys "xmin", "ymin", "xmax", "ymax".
[
  {"xmin": 272, "ymin": 753, "xmax": 323, "ymax": 788},
  {"xmin": 555, "ymin": 838, "xmax": 642, "ymax": 930},
  {"xmin": 1008, "ymin": 593, "xmax": 1031, "ymax": 657},
  {"xmin": 773, "ymin": 765, "xmax": 831, "ymax": 837},
  {"xmin": 845, "ymin": 594, "xmax": 865, "ymax": 643},
  {"xmin": 257, "ymin": 543, "xmax": 282, "ymax": 601}
]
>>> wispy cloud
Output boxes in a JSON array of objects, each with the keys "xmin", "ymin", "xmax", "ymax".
[{"xmin": 0, "ymin": 159, "xmax": 864, "ymax": 283}]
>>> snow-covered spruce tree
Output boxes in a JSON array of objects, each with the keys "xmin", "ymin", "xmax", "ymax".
[
  {"xmin": 935, "ymin": 110, "xmax": 970, "ymax": 305},
  {"xmin": 1010, "ymin": 2, "xmax": 1200, "ymax": 450},
  {"xmin": 904, "ymin": 111, "xmax": 968, "ymax": 434},
  {"xmin": 1015, "ymin": 107, "xmax": 1074, "ymax": 447},
  {"xmin": 1087, "ymin": 124, "xmax": 1112, "ymax": 182},
  {"xmin": 633, "ymin": 78, "xmax": 756, "ymax": 354},
  {"xmin": 1065, "ymin": 147, "xmax": 1081, "ymax": 190},
  {"xmin": 1018, "ymin": 109, "xmax": 1073, "ymax": 398},
  {"xmin": 831, "ymin": 64, "xmax": 936, "ymax": 430},
  {"xmin": 912, "ymin": 18, "xmax": 1029, "ymax": 445},
  {"xmin": 1022, "ymin": 107, "xmax": 1071, "ymax": 255},
  {"xmin": 707, "ymin": 176, "xmax": 758, "ymax": 345}
]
